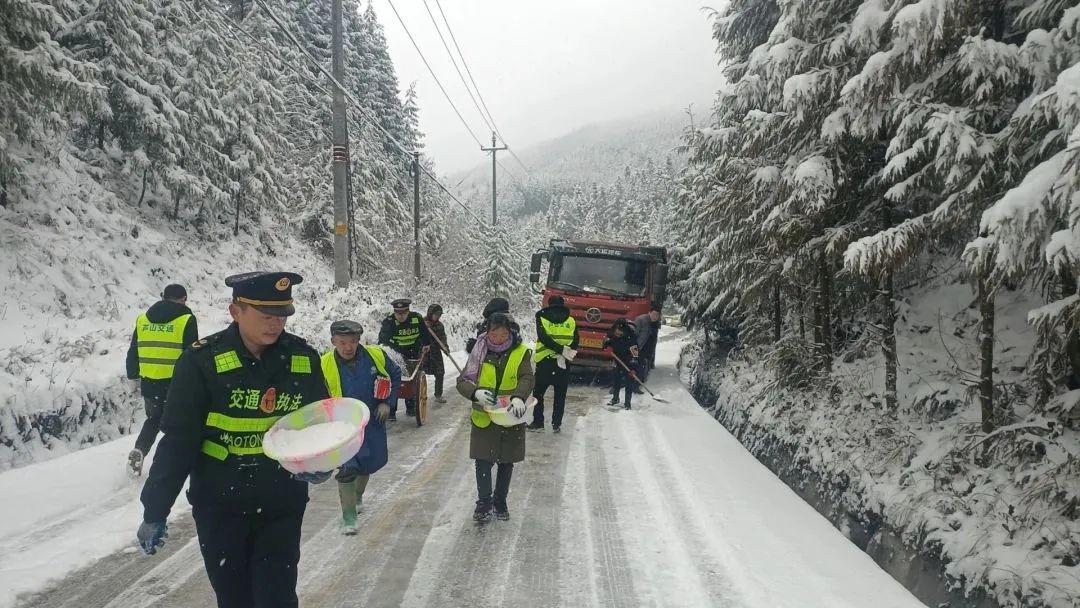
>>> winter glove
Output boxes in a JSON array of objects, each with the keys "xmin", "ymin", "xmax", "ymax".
[
  {"xmin": 509, "ymin": 397, "xmax": 528, "ymax": 420},
  {"xmin": 137, "ymin": 521, "xmax": 168, "ymax": 555},
  {"xmin": 376, "ymin": 402, "xmax": 391, "ymax": 423},
  {"xmin": 630, "ymin": 346, "xmax": 640, "ymax": 358},
  {"xmin": 293, "ymin": 471, "xmax": 333, "ymax": 484},
  {"xmin": 561, "ymin": 347, "xmax": 578, "ymax": 361},
  {"xmin": 557, "ymin": 355, "xmax": 568, "ymax": 370},
  {"xmin": 473, "ymin": 389, "xmax": 497, "ymax": 408}
]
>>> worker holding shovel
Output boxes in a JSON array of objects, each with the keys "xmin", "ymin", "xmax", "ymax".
[{"xmin": 604, "ymin": 318, "xmax": 640, "ymax": 410}]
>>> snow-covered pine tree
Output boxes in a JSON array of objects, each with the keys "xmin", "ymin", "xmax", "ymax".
[
  {"xmin": 674, "ymin": 0, "xmax": 782, "ymax": 344},
  {"xmin": 482, "ymin": 229, "xmax": 523, "ymax": 300},
  {"xmin": 964, "ymin": 4, "xmax": 1080, "ymax": 412},
  {"xmin": 354, "ymin": 2, "xmax": 412, "ymax": 247},
  {"xmin": 680, "ymin": 0, "xmax": 888, "ymax": 379},
  {"xmin": 0, "ymin": 0, "xmax": 103, "ymax": 206},
  {"xmin": 839, "ymin": 0, "xmax": 1061, "ymax": 427},
  {"xmin": 62, "ymin": 0, "xmax": 189, "ymax": 205}
]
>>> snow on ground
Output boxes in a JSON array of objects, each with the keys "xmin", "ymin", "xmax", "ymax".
[
  {"xmin": 684, "ymin": 275, "xmax": 1080, "ymax": 608},
  {"xmin": 7, "ymin": 331, "xmax": 924, "ymax": 608},
  {"xmin": 0, "ymin": 147, "xmax": 477, "ymax": 469},
  {"xmin": 597, "ymin": 333, "xmax": 921, "ymax": 607},
  {"xmin": 0, "ymin": 434, "xmax": 190, "ymax": 608}
]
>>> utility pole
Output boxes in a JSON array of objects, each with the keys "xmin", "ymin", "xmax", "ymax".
[
  {"xmin": 480, "ymin": 131, "xmax": 507, "ymax": 225},
  {"xmin": 331, "ymin": 0, "xmax": 350, "ymax": 288},
  {"xmin": 413, "ymin": 152, "xmax": 421, "ymax": 282}
]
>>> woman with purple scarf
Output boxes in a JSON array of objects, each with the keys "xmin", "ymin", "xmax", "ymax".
[{"xmin": 456, "ymin": 312, "xmax": 535, "ymax": 522}]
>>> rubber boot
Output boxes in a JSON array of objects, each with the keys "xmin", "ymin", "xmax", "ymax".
[
  {"xmin": 354, "ymin": 475, "xmax": 370, "ymax": 513},
  {"xmin": 338, "ymin": 480, "xmax": 358, "ymax": 535}
]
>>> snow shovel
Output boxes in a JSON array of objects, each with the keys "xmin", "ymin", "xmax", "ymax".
[
  {"xmin": 610, "ymin": 353, "xmax": 669, "ymax": 404},
  {"xmin": 423, "ymin": 320, "xmax": 464, "ymax": 374}
]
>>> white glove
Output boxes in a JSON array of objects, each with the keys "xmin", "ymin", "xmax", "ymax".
[
  {"xmin": 474, "ymin": 389, "xmax": 497, "ymax": 408},
  {"xmin": 509, "ymin": 397, "xmax": 527, "ymax": 420},
  {"xmin": 562, "ymin": 347, "xmax": 578, "ymax": 361},
  {"xmin": 557, "ymin": 355, "xmax": 567, "ymax": 370}
]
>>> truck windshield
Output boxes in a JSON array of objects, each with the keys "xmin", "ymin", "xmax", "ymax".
[{"xmin": 550, "ymin": 255, "xmax": 648, "ymax": 297}]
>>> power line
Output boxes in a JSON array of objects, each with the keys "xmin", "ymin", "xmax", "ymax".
[
  {"xmin": 419, "ymin": 0, "xmax": 494, "ymax": 135},
  {"xmin": 222, "ymin": 0, "xmax": 530, "ymax": 262},
  {"xmin": 250, "ymin": 0, "xmax": 501, "ymax": 234},
  {"xmin": 432, "ymin": 0, "xmax": 499, "ymax": 140},
  {"xmin": 384, "ymin": 0, "xmax": 485, "ymax": 149},
  {"xmin": 432, "ymin": 0, "xmax": 533, "ymax": 178}
]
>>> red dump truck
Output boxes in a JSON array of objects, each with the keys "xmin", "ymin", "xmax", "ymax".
[{"xmin": 529, "ymin": 240, "xmax": 669, "ymax": 368}]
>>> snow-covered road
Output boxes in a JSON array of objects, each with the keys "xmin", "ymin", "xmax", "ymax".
[{"xmin": 8, "ymin": 331, "xmax": 924, "ymax": 607}]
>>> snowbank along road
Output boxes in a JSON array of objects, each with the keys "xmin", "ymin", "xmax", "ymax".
[{"xmin": 9, "ymin": 331, "xmax": 924, "ymax": 608}]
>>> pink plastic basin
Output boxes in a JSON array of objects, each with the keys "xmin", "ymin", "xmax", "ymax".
[{"xmin": 263, "ymin": 397, "xmax": 370, "ymax": 474}]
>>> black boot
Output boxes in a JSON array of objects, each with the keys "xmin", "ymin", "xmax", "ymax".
[
  {"xmin": 493, "ymin": 464, "xmax": 512, "ymax": 520},
  {"xmin": 526, "ymin": 421, "xmax": 544, "ymax": 432},
  {"xmin": 474, "ymin": 499, "xmax": 492, "ymax": 522},
  {"xmin": 608, "ymin": 394, "xmax": 619, "ymax": 406}
]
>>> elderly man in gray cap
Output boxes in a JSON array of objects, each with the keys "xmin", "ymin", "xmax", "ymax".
[{"xmin": 320, "ymin": 320, "xmax": 400, "ymax": 534}]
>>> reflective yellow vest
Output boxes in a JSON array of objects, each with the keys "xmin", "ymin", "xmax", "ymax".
[
  {"xmin": 471, "ymin": 342, "xmax": 530, "ymax": 429},
  {"xmin": 135, "ymin": 313, "xmax": 192, "ymax": 380},
  {"xmin": 535, "ymin": 316, "xmax": 576, "ymax": 363},
  {"xmin": 199, "ymin": 342, "xmax": 319, "ymax": 461},
  {"xmin": 321, "ymin": 346, "xmax": 390, "ymax": 398}
]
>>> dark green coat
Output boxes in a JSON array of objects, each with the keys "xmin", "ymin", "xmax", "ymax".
[{"xmin": 456, "ymin": 342, "xmax": 535, "ymax": 463}]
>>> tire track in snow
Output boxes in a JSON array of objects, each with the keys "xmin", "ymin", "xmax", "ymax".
[
  {"xmin": 583, "ymin": 411, "xmax": 636, "ymax": 607},
  {"xmin": 500, "ymin": 417, "xmax": 575, "ymax": 608},
  {"xmin": 557, "ymin": 415, "xmax": 601, "ymax": 606},
  {"xmin": 393, "ymin": 453, "xmax": 477, "ymax": 607},
  {"xmin": 297, "ymin": 418, "xmax": 469, "ymax": 608},
  {"xmin": 411, "ymin": 433, "xmax": 546, "ymax": 607},
  {"xmin": 22, "ymin": 397, "xmax": 465, "ymax": 608},
  {"xmin": 614, "ymin": 408, "xmax": 740, "ymax": 606}
]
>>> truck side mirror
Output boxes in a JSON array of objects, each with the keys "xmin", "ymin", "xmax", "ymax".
[
  {"xmin": 529, "ymin": 272, "xmax": 541, "ymax": 284},
  {"xmin": 530, "ymin": 252, "xmax": 544, "ymax": 273},
  {"xmin": 653, "ymin": 264, "xmax": 669, "ymax": 303}
]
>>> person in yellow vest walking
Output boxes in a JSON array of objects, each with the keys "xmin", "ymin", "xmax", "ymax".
[
  {"xmin": 137, "ymin": 271, "xmax": 330, "ymax": 608},
  {"xmin": 527, "ymin": 295, "xmax": 579, "ymax": 434},
  {"xmin": 456, "ymin": 312, "xmax": 534, "ymax": 522},
  {"xmin": 125, "ymin": 284, "xmax": 199, "ymax": 475},
  {"xmin": 320, "ymin": 319, "xmax": 400, "ymax": 535}
]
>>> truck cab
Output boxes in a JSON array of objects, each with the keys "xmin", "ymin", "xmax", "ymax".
[{"xmin": 530, "ymin": 240, "xmax": 668, "ymax": 367}]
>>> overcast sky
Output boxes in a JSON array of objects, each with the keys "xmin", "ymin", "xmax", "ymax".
[{"xmin": 371, "ymin": 0, "xmax": 725, "ymax": 173}]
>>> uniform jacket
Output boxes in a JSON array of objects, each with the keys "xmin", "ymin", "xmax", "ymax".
[
  {"xmin": 126, "ymin": 300, "xmax": 199, "ymax": 380},
  {"xmin": 140, "ymin": 323, "xmax": 329, "ymax": 522},
  {"xmin": 377, "ymin": 312, "xmax": 432, "ymax": 359},
  {"xmin": 535, "ymin": 304, "xmax": 581, "ymax": 354}
]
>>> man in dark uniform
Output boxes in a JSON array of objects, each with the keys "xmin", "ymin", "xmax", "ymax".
[
  {"xmin": 377, "ymin": 298, "xmax": 431, "ymax": 420},
  {"xmin": 136, "ymin": 271, "xmax": 330, "ymax": 608},
  {"xmin": 527, "ymin": 295, "xmax": 579, "ymax": 433},
  {"xmin": 126, "ymin": 283, "xmax": 199, "ymax": 474}
]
